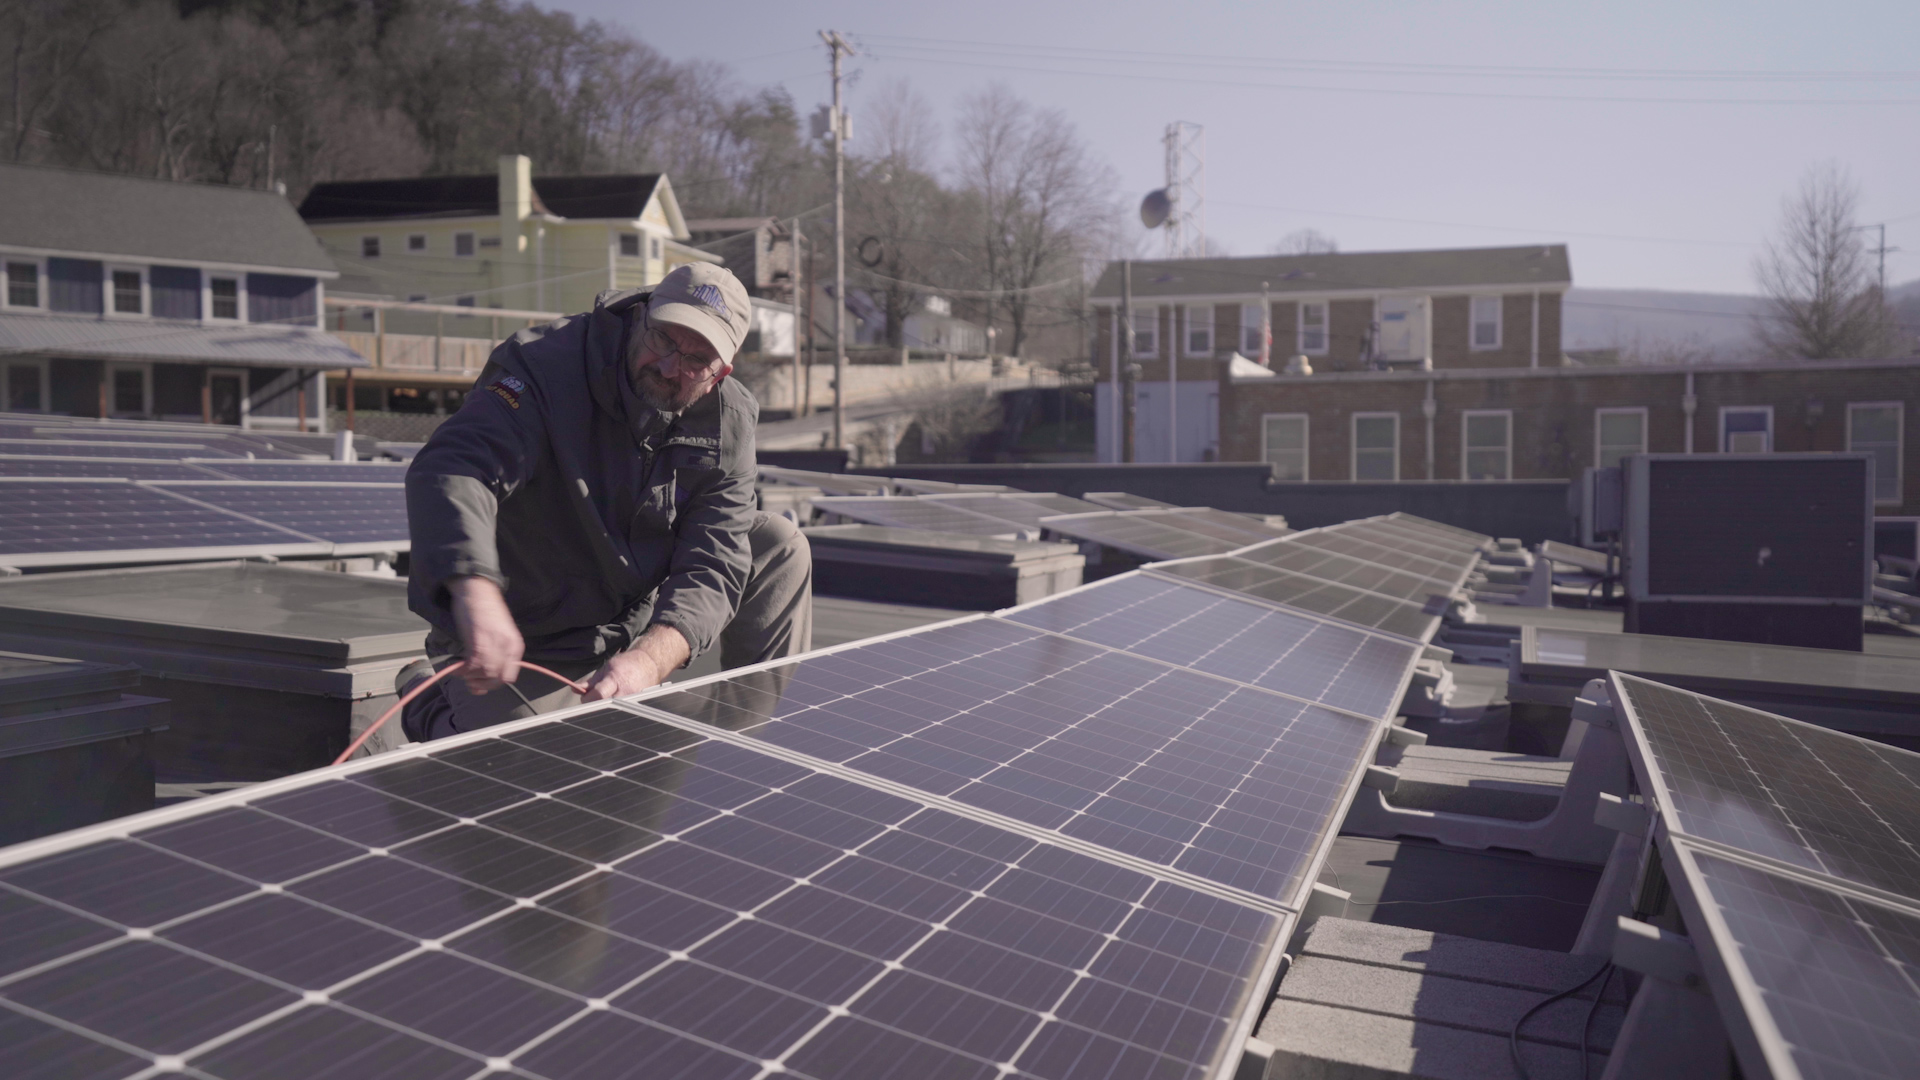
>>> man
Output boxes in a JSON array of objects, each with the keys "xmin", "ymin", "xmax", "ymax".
[{"xmin": 399, "ymin": 263, "xmax": 810, "ymax": 741}]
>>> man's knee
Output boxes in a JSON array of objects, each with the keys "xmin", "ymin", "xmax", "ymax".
[{"xmin": 749, "ymin": 510, "xmax": 811, "ymax": 581}]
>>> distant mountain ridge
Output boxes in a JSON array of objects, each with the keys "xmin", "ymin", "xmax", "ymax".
[{"xmin": 1563, "ymin": 281, "xmax": 1920, "ymax": 363}]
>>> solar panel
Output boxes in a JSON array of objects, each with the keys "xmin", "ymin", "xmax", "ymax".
[
  {"xmin": 1159, "ymin": 508, "xmax": 1291, "ymax": 544},
  {"xmin": 0, "ymin": 479, "xmax": 327, "ymax": 568},
  {"xmin": 1333, "ymin": 522, "xmax": 1479, "ymax": 571},
  {"xmin": 1229, "ymin": 539, "xmax": 1456, "ymax": 601},
  {"xmin": 1665, "ymin": 839, "xmax": 1920, "ymax": 1080},
  {"xmin": 1150, "ymin": 556, "xmax": 1439, "ymax": 641},
  {"xmin": 1613, "ymin": 674, "xmax": 1920, "ymax": 903},
  {"xmin": 0, "ymin": 439, "xmax": 239, "ymax": 460},
  {"xmin": 1081, "ymin": 492, "xmax": 1176, "ymax": 511},
  {"xmin": 812, "ymin": 496, "xmax": 1032, "ymax": 537},
  {"xmin": 1039, "ymin": 512, "xmax": 1245, "ymax": 561},
  {"xmin": 0, "ymin": 456, "xmax": 225, "ymax": 480},
  {"xmin": 0, "ymin": 704, "xmax": 1283, "ymax": 1080},
  {"xmin": 1275, "ymin": 529, "xmax": 1464, "ymax": 582},
  {"xmin": 759, "ymin": 466, "xmax": 892, "ymax": 497},
  {"xmin": 192, "ymin": 461, "xmax": 409, "ymax": 483},
  {"xmin": 927, "ymin": 494, "xmax": 1108, "ymax": 530},
  {"xmin": 150, "ymin": 483, "xmax": 408, "ymax": 549},
  {"xmin": 1001, "ymin": 574, "xmax": 1419, "ymax": 721},
  {"xmin": 642, "ymin": 616, "xmax": 1380, "ymax": 900},
  {"xmin": 1384, "ymin": 512, "xmax": 1492, "ymax": 547},
  {"xmin": 1361, "ymin": 518, "xmax": 1486, "ymax": 556}
]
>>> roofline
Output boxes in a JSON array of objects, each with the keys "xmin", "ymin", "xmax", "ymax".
[
  {"xmin": 1228, "ymin": 353, "xmax": 1920, "ymax": 385},
  {"xmin": 1092, "ymin": 284, "xmax": 1572, "ymax": 304},
  {"xmin": 307, "ymin": 213, "xmax": 675, "ymax": 230},
  {"xmin": 0, "ymin": 243, "xmax": 337, "ymax": 280}
]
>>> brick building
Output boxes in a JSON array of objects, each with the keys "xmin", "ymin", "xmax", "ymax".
[
  {"xmin": 1214, "ymin": 356, "xmax": 1916, "ymax": 512},
  {"xmin": 1088, "ymin": 246, "xmax": 1572, "ymax": 462}
]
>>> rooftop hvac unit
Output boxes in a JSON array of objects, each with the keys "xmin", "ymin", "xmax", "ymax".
[
  {"xmin": 1875, "ymin": 516, "xmax": 1920, "ymax": 576},
  {"xmin": 1622, "ymin": 453, "xmax": 1873, "ymax": 651},
  {"xmin": 1569, "ymin": 466, "xmax": 1623, "ymax": 549}
]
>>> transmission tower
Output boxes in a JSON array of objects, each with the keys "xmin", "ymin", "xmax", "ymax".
[{"xmin": 1162, "ymin": 122, "xmax": 1205, "ymax": 259}]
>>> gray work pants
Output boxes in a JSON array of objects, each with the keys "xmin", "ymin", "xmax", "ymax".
[{"xmin": 403, "ymin": 512, "xmax": 812, "ymax": 741}]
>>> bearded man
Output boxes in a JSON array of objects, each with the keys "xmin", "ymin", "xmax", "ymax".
[{"xmin": 399, "ymin": 263, "xmax": 810, "ymax": 740}]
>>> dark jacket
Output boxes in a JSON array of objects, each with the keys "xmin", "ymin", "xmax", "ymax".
[{"xmin": 405, "ymin": 287, "xmax": 758, "ymax": 665}]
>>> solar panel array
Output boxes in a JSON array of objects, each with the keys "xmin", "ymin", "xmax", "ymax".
[
  {"xmin": 0, "ymin": 478, "xmax": 407, "ymax": 568},
  {"xmin": 924, "ymin": 493, "xmax": 1109, "ymax": 531},
  {"xmin": 0, "ymin": 420, "xmax": 411, "ymax": 567},
  {"xmin": 811, "ymin": 497, "xmax": 1037, "ymax": 538},
  {"xmin": 0, "ymin": 537, "xmax": 1429, "ymax": 1078},
  {"xmin": 1038, "ymin": 512, "xmax": 1251, "ymax": 561},
  {"xmin": 1611, "ymin": 674, "xmax": 1920, "ymax": 1080}
]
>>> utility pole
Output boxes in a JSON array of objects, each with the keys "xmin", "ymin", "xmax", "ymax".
[
  {"xmin": 1120, "ymin": 260, "xmax": 1135, "ymax": 463},
  {"xmin": 821, "ymin": 30, "xmax": 853, "ymax": 453},
  {"xmin": 789, "ymin": 216, "xmax": 802, "ymax": 419}
]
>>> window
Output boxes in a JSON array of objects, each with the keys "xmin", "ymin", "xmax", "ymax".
[
  {"xmin": 456, "ymin": 296, "xmax": 475, "ymax": 318},
  {"xmin": 619, "ymin": 233, "xmax": 642, "ymax": 258},
  {"xmin": 4, "ymin": 360, "xmax": 46, "ymax": 411},
  {"xmin": 109, "ymin": 365, "xmax": 148, "ymax": 415},
  {"xmin": 1471, "ymin": 296, "xmax": 1502, "ymax": 349},
  {"xmin": 5, "ymin": 261, "xmax": 39, "ymax": 308},
  {"xmin": 111, "ymin": 269, "xmax": 143, "ymax": 314},
  {"xmin": 454, "ymin": 232, "xmax": 476, "ymax": 258},
  {"xmin": 1353, "ymin": 413, "xmax": 1399, "ymax": 481},
  {"xmin": 1721, "ymin": 406, "xmax": 1773, "ymax": 453},
  {"xmin": 1462, "ymin": 410, "xmax": 1512, "ymax": 480},
  {"xmin": 650, "ymin": 237, "xmax": 662, "ymax": 259},
  {"xmin": 479, "ymin": 236, "xmax": 501, "ymax": 249},
  {"xmin": 407, "ymin": 234, "xmax": 427, "ymax": 252},
  {"xmin": 1595, "ymin": 407, "xmax": 1647, "ymax": 469},
  {"xmin": 1849, "ymin": 402, "xmax": 1903, "ymax": 504},
  {"xmin": 407, "ymin": 294, "xmax": 428, "ymax": 303},
  {"xmin": 360, "ymin": 236, "xmax": 380, "ymax": 259},
  {"xmin": 1262, "ymin": 414, "xmax": 1308, "ymax": 481},
  {"xmin": 1299, "ymin": 302, "xmax": 1328, "ymax": 354},
  {"xmin": 210, "ymin": 277, "xmax": 240, "ymax": 320},
  {"xmin": 1241, "ymin": 302, "xmax": 1268, "ymax": 356},
  {"xmin": 1129, "ymin": 305, "xmax": 1158, "ymax": 357},
  {"xmin": 1184, "ymin": 304, "xmax": 1213, "ymax": 356}
]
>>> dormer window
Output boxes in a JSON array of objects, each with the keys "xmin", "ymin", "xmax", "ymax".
[
  {"xmin": 5, "ymin": 262, "xmax": 39, "ymax": 308},
  {"xmin": 111, "ymin": 270, "xmax": 143, "ymax": 314}
]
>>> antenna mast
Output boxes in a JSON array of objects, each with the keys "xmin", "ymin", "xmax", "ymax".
[{"xmin": 1162, "ymin": 122, "xmax": 1205, "ymax": 259}]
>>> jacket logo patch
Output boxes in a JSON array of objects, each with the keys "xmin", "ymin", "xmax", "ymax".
[{"xmin": 487, "ymin": 379, "xmax": 522, "ymax": 409}]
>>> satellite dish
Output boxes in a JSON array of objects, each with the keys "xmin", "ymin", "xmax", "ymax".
[{"xmin": 1139, "ymin": 188, "xmax": 1171, "ymax": 229}]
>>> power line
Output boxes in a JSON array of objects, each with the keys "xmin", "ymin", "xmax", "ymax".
[{"xmin": 862, "ymin": 44, "xmax": 1920, "ymax": 107}]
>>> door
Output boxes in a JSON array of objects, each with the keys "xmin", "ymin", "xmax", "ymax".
[{"xmin": 208, "ymin": 371, "xmax": 245, "ymax": 427}]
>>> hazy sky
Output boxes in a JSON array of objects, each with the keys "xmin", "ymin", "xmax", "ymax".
[{"xmin": 553, "ymin": 0, "xmax": 1919, "ymax": 294}]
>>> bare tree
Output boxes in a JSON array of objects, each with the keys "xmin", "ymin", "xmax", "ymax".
[
  {"xmin": 955, "ymin": 85, "xmax": 1114, "ymax": 359},
  {"xmin": 1270, "ymin": 228, "xmax": 1338, "ymax": 255},
  {"xmin": 847, "ymin": 79, "xmax": 957, "ymax": 349},
  {"xmin": 1753, "ymin": 163, "xmax": 1889, "ymax": 359}
]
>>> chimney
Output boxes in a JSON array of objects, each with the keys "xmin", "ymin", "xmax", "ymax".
[{"xmin": 499, "ymin": 154, "xmax": 532, "ymax": 252}]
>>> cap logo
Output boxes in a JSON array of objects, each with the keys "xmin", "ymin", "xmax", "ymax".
[{"xmin": 689, "ymin": 283, "xmax": 729, "ymax": 317}]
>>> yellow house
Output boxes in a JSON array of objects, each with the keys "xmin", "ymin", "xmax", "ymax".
[{"xmin": 299, "ymin": 155, "xmax": 713, "ymax": 316}]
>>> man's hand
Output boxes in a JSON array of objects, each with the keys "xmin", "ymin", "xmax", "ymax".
[
  {"xmin": 449, "ymin": 576, "xmax": 522, "ymax": 695},
  {"xmin": 582, "ymin": 624, "xmax": 690, "ymax": 702}
]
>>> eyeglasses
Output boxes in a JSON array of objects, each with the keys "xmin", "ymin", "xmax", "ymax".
[{"xmin": 640, "ymin": 326, "xmax": 723, "ymax": 378}]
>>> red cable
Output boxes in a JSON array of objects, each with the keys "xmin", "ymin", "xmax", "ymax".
[{"xmin": 332, "ymin": 658, "xmax": 591, "ymax": 766}]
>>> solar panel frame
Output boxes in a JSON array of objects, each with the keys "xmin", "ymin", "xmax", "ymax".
[
  {"xmin": 925, "ymin": 493, "xmax": 1109, "ymax": 529},
  {"xmin": 0, "ymin": 478, "xmax": 331, "ymax": 568},
  {"xmin": 0, "ymin": 438, "xmax": 241, "ymax": 460},
  {"xmin": 1081, "ymin": 492, "xmax": 1177, "ymax": 511},
  {"xmin": 811, "ymin": 496, "xmax": 1034, "ymax": 537},
  {"xmin": 188, "ymin": 461, "xmax": 410, "ymax": 483},
  {"xmin": 0, "ymin": 684, "xmax": 1300, "ymax": 1080}
]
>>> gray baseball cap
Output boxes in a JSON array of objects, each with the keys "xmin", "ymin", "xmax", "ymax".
[{"xmin": 647, "ymin": 263, "xmax": 752, "ymax": 362}]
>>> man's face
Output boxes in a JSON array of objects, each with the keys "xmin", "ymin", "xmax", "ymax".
[{"xmin": 629, "ymin": 321, "xmax": 731, "ymax": 412}]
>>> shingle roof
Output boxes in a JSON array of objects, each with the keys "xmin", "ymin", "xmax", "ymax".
[
  {"xmin": 1089, "ymin": 245, "xmax": 1572, "ymax": 299},
  {"xmin": 0, "ymin": 313, "xmax": 367, "ymax": 368},
  {"xmin": 0, "ymin": 163, "xmax": 336, "ymax": 274},
  {"xmin": 297, "ymin": 173, "xmax": 664, "ymax": 223}
]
